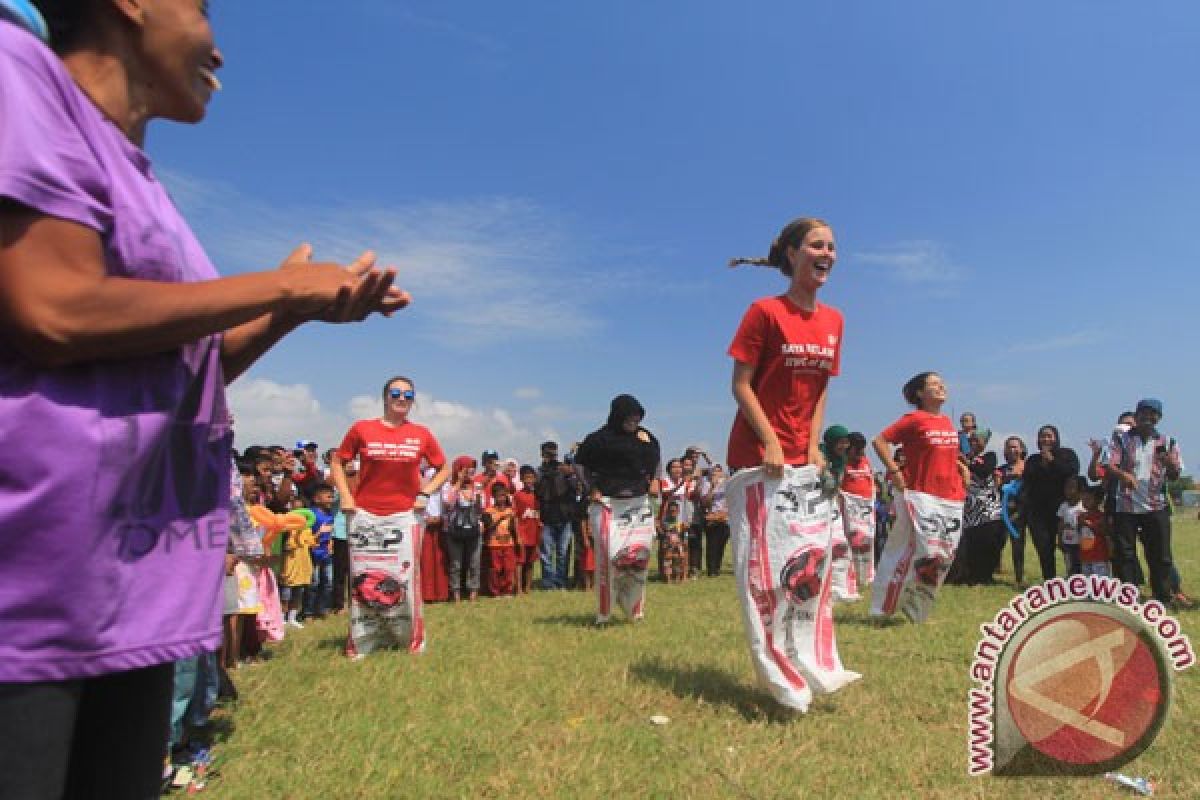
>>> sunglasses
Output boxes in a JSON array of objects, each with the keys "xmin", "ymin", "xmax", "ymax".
[{"xmin": 388, "ymin": 388, "xmax": 416, "ymax": 400}]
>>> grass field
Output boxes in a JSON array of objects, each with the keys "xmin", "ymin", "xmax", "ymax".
[{"xmin": 201, "ymin": 514, "xmax": 1200, "ymax": 799}]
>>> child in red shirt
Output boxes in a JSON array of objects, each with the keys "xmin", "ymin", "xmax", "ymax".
[
  {"xmin": 1078, "ymin": 483, "xmax": 1112, "ymax": 577},
  {"xmin": 512, "ymin": 466, "xmax": 542, "ymax": 594}
]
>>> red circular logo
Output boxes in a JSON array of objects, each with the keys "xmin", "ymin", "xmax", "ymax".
[{"xmin": 1003, "ymin": 606, "xmax": 1170, "ymax": 770}]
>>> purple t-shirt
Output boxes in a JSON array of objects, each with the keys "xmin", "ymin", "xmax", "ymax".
[{"xmin": 0, "ymin": 22, "xmax": 230, "ymax": 681}]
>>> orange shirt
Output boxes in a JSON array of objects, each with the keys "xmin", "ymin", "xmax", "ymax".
[
  {"xmin": 483, "ymin": 507, "xmax": 517, "ymax": 548},
  {"xmin": 726, "ymin": 296, "xmax": 842, "ymax": 469}
]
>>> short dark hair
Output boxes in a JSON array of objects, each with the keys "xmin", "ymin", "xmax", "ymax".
[
  {"xmin": 540, "ymin": 441, "xmax": 558, "ymax": 452},
  {"xmin": 1118, "ymin": 410, "xmax": 1136, "ymax": 422},
  {"xmin": 312, "ymin": 483, "xmax": 334, "ymax": 496},
  {"xmin": 236, "ymin": 459, "xmax": 256, "ymax": 476},
  {"xmin": 519, "ymin": 465, "xmax": 537, "ymax": 479},
  {"xmin": 847, "ymin": 432, "xmax": 867, "ymax": 450},
  {"xmin": 902, "ymin": 372, "xmax": 937, "ymax": 406},
  {"xmin": 1082, "ymin": 483, "xmax": 1106, "ymax": 503},
  {"xmin": 490, "ymin": 481, "xmax": 509, "ymax": 496},
  {"xmin": 382, "ymin": 375, "xmax": 415, "ymax": 399}
]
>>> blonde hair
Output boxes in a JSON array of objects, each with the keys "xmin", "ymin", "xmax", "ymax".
[{"xmin": 728, "ymin": 217, "xmax": 831, "ymax": 277}]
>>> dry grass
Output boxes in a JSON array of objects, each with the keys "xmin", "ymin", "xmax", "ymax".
[{"xmin": 201, "ymin": 515, "xmax": 1200, "ymax": 799}]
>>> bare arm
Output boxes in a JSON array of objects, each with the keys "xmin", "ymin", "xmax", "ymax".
[
  {"xmin": 0, "ymin": 210, "xmax": 404, "ymax": 370},
  {"xmin": 329, "ymin": 455, "xmax": 354, "ymax": 513},
  {"xmin": 873, "ymin": 434, "xmax": 906, "ymax": 492},
  {"xmin": 731, "ymin": 360, "xmax": 784, "ymax": 476},
  {"xmin": 808, "ymin": 383, "xmax": 829, "ymax": 470}
]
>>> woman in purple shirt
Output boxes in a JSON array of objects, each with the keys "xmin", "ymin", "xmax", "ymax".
[{"xmin": 0, "ymin": 3, "xmax": 406, "ymax": 796}]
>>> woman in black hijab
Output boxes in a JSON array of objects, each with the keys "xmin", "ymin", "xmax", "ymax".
[
  {"xmin": 575, "ymin": 395, "xmax": 661, "ymax": 624},
  {"xmin": 1021, "ymin": 424, "xmax": 1079, "ymax": 581}
]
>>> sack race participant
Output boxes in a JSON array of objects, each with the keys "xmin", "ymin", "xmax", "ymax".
[
  {"xmin": 575, "ymin": 394, "xmax": 661, "ymax": 624},
  {"xmin": 347, "ymin": 509, "xmax": 424, "ymax": 654},
  {"xmin": 840, "ymin": 432, "xmax": 876, "ymax": 590},
  {"xmin": 819, "ymin": 425, "xmax": 856, "ymax": 601},
  {"xmin": 728, "ymin": 465, "xmax": 861, "ymax": 711},
  {"xmin": 331, "ymin": 376, "xmax": 449, "ymax": 657},
  {"xmin": 727, "ymin": 217, "xmax": 860, "ymax": 710},
  {"xmin": 870, "ymin": 372, "xmax": 967, "ymax": 624}
]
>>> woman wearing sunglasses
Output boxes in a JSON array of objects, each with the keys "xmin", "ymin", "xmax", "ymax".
[{"xmin": 331, "ymin": 376, "xmax": 449, "ymax": 658}]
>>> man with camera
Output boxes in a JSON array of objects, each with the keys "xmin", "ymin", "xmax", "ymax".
[
  {"xmin": 1106, "ymin": 398, "xmax": 1185, "ymax": 607},
  {"xmin": 535, "ymin": 441, "xmax": 578, "ymax": 589}
]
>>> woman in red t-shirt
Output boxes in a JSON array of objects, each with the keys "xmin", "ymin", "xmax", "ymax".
[
  {"xmin": 727, "ymin": 217, "xmax": 842, "ymax": 476},
  {"xmin": 869, "ymin": 371, "xmax": 969, "ymax": 623},
  {"xmin": 872, "ymin": 372, "xmax": 967, "ymax": 502},
  {"xmin": 330, "ymin": 375, "xmax": 449, "ymax": 657}
]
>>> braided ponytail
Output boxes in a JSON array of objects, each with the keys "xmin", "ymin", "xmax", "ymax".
[{"xmin": 728, "ymin": 217, "xmax": 830, "ymax": 277}]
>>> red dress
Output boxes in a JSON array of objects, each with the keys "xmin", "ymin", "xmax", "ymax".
[{"xmin": 419, "ymin": 517, "xmax": 450, "ymax": 602}]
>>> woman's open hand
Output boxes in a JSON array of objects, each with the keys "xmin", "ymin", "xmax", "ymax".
[{"xmin": 278, "ymin": 245, "xmax": 410, "ymax": 323}]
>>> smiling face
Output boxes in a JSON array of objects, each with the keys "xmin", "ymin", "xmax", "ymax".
[
  {"xmin": 133, "ymin": 0, "xmax": 224, "ymax": 124},
  {"xmin": 1037, "ymin": 426, "xmax": 1058, "ymax": 451},
  {"xmin": 917, "ymin": 373, "xmax": 947, "ymax": 411},
  {"xmin": 1004, "ymin": 437, "xmax": 1025, "ymax": 464},
  {"xmin": 383, "ymin": 378, "xmax": 414, "ymax": 421},
  {"xmin": 786, "ymin": 226, "xmax": 836, "ymax": 293}
]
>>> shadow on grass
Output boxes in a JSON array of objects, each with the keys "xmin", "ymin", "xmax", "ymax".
[
  {"xmin": 835, "ymin": 612, "xmax": 906, "ymax": 628},
  {"xmin": 531, "ymin": 613, "xmax": 599, "ymax": 628},
  {"xmin": 316, "ymin": 634, "xmax": 349, "ymax": 651},
  {"xmin": 629, "ymin": 657, "xmax": 799, "ymax": 723}
]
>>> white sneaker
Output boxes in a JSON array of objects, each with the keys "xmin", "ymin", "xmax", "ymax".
[{"xmin": 287, "ymin": 618, "xmax": 305, "ymax": 629}]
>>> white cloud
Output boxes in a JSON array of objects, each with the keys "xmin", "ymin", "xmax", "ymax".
[
  {"xmin": 1005, "ymin": 329, "xmax": 1103, "ymax": 354},
  {"xmin": 227, "ymin": 377, "xmax": 557, "ymax": 464},
  {"xmin": 853, "ymin": 240, "xmax": 967, "ymax": 285},
  {"xmin": 228, "ymin": 379, "xmax": 351, "ymax": 451},
  {"xmin": 160, "ymin": 172, "xmax": 603, "ymax": 349}
]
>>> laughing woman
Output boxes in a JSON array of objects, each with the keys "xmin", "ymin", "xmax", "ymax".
[
  {"xmin": 870, "ymin": 372, "xmax": 969, "ymax": 623},
  {"xmin": 724, "ymin": 217, "xmax": 860, "ymax": 713},
  {"xmin": 0, "ymin": 2, "xmax": 405, "ymax": 795},
  {"xmin": 331, "ymin": 377, "xmax": 449, "ymax": 658}
]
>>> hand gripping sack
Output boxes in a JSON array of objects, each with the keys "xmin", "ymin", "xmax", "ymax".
[
  {"xmin": 727, "ymin": 466, "xmax": 861, "ymax": 712},
  {"xmin": 840, "ymin": 491, "xmax": 876, "ymax": 591},
  {"xmin": 869, "ymin": 489, "xmax": 963, "ymax": 624},
  {"xmin": 591, "ymin": 495, "xmax": 655, "ymax": 622},
  {"xmin": 348, "ymin": 509, "xmax": 425, "ymax": 655}
]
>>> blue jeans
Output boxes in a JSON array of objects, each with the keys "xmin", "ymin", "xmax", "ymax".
[
  {"xmin": 540, "ymin": 521, "xmax": 573, "ymax": 589},
  {"xmin": 169, "ymin": 651, "xmax": 217, "ymax": 749},
  {"xmin": 305, "ymin": 561, "xmax": 334, "ymax": 616}
]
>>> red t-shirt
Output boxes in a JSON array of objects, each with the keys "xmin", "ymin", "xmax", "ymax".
[
  {"xmin": 512, "ymin": 487, "xmax": 542, "ymax": 547},
  {"xmin": 841, "ymin": 454, "xmax": 874, "ymax": 499},
  {"xmin": 726, "ymin": 296, "xmax": 843, "ymax": 469},
  {"xmin": 336, "ymin": 419, "xmax": 445, "ymax": 515},
  {"xmin": 1078, "ymin": 510, "xmax": 1110, "ymax": 563},
  {"xmin": 881, "ymin": 411, "xmax": 965, "ymax": 501}
]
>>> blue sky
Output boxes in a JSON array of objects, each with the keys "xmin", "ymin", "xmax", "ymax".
[{"xmin": 156, "ymin": 1, "xmax": 1197, "ymax": 469}]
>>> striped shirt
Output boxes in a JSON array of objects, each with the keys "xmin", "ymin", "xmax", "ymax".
[{"xmin": 1107, "ymin": 429, "xmax": 1183, "ymax": 514}]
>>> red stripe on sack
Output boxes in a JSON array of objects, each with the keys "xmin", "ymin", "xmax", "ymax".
[
  {"xmin": 882, "ymin": 492, "xmax": 917, "ymax": 614},
  {"xmin": 410, "ymin": 519, "xmax": 425, "ymax": 652},
  {"xmin": 598, "ymin": 506, "xmax": 611, "ymax": 616},
  {"xmin": 747, "ymin": 481, "xmax": 807, "ymax": 691},
  {"xmin": 814, "ymin": 506, "xmax": 835, "ymax": 671}
]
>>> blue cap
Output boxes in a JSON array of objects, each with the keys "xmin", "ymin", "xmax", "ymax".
[
  {"xmin": 1136, "ymin": 398, "xmax": 1163, "ymax": 416},
  {"xmin": 0, "ymin": 0, "xmax": 49, "ymax": 42}
]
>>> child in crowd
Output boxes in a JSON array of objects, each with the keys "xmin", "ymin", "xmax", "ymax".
[
  {"xmin": 513, "ymin": 465, "xmax": 542, "ymax": 594},
  {"xmin": 280, "ymin": 499, "xmax": 315, "ymax": 628},
  {"xmin": 1057, "ymin": 475, "xmax": 1085, "ymax": 576},
  {"xmin": 305, "ymin": 484, "xmax": 336, "ymax": 619},
  {"xmin": 483, "ymin": 483, "xmax": 518, "ymax": 597},
  {"xmin": 1078, "ymin": 483, "xmax": 1112, "ymax": 577},
  {"xmin": 659, "ymin": 500, "xmax": 688, "ymax": 584}
]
